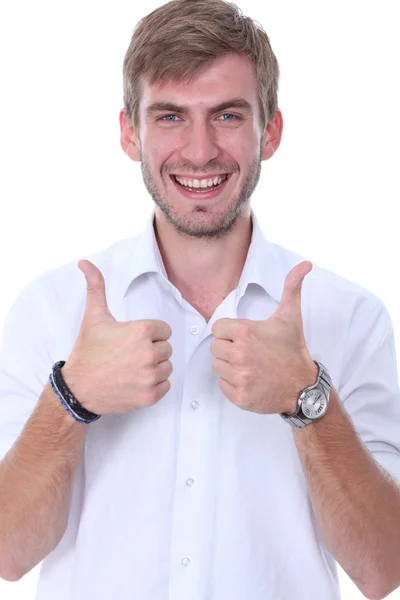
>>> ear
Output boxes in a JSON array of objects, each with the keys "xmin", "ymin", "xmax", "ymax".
[
  {"xmin": 119, "ymin": 109, "xmax": 141, "ymax": 162},
  {"xmin": 261, "ymin": 109, "xmax": 283, "ymax": 161}
]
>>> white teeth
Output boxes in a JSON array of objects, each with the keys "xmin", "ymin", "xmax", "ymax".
[{"xmin": 175, "ymin": 175, "xmax": 226, "ymax": 188}]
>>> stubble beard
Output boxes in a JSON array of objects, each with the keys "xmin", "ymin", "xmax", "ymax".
[{"xmin": 139, "ymin": 144, "xmax": 262, "ymax": 240}]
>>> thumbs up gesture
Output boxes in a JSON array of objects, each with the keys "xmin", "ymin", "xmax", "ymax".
[
  {"xmin": 61, "ymin": 260, "xmax": 174, "ymax": 416},
  {"xmin": 210, "ymin": 261, "xmax": 318, "ymax": 416}
]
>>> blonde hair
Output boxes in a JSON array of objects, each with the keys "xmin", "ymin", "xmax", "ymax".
[{"xmin": 122, "ymin": 0, "xmax": 280, "ymax": 131}]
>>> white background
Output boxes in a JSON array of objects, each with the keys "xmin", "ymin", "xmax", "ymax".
[{"xmin": 0, "ymin": 0, "xmax": 399, "ymax": 598}]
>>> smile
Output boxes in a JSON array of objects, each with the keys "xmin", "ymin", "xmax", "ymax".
[
  {"xmin": 170, "ymin": 173, "xmax": 232, "ymax": 200},
  {"xmin": 172, "ymin": 174, "xmax": 229, "ymax": 191}
]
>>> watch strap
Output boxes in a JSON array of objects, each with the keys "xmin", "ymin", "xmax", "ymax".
[{"xmin": 279, "ymin": 361, "xmax": 331, "ymax": 429}]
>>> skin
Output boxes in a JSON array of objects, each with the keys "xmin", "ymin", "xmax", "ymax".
[{"xmin": 119, "ymin": 52, "xmax": 283, "ymax": 304}]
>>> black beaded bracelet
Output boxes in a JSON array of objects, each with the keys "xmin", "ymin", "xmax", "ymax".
[{"xmin": 49, "ymin": 360, "xmax": 101, "ymax": 424}]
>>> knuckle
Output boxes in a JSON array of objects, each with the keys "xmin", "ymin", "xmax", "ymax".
[
  {"xmin": 145, "ymin": 369, "xmax": 159, "ymax": 386},
  {"xmin": 237, "ymin": 323, "xmax": 250, "ymax": 338},
  {"xmin": 151, "ymin": 347, "xmax": 161, "ymax": 362},
  {"xmin": 234, "ymin": 349, "xmax": 247, "ymax": 364},
  {"xmin": 143, "ymin": 347, "xmax": 159, "ymax": 364},
  {"xmin": 156, "ymin": 360, "xmax": 172, "ymax": 380},
  {"xmin": 137, "ymin": 320, "xmax": 154, "ymax": 336}
]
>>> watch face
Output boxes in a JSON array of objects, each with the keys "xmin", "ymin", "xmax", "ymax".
[{"xmin": 301, "ymin": 389, "xmax": 328, "ymax": 420}]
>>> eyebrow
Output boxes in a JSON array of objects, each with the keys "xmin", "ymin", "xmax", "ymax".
[{"xmin": 145, "ymin": 98, "xmax": 253, "ymax": 117}]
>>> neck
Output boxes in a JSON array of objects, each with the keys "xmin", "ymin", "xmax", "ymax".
[{"xmin": 153, "ymin": 207, "xmax": 253, "ymax": 297}]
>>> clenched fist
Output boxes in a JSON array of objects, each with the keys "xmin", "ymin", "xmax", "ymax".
[{"xmin": 62, "ymin": 259, "xmax": 173, "ymax": 415}]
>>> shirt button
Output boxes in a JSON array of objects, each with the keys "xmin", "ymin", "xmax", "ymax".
[
  {"xmin": 186, "ymin": 478, "xmax": 194, "ymax": 487},
  {"xmin": 190, "ymin": 325, "xmax": 199, "ymax": 335},
  {"xmin": 191, "ymin": 401, "xmax": 199, "ymax": 410},
  {"xmin": 182, "ymin": 557, "xmax": 191, "ymax": 567}
]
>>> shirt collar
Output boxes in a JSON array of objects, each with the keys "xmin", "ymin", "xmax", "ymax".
[{"xmin": 118, "ymin": 208, "xmax": 286, "ymax": 305}]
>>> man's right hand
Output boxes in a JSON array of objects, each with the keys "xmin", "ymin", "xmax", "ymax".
[{"xmin": 61, "ymin": 259, "xmax": 173, "ymax": 416}]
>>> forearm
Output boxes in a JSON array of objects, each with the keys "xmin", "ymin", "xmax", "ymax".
[
  {"xmin": 0, "ymin": 378, "xmax": 88, "ymax": 581},
  {"xmin": 292, "ymin": 386, "xmax": 400, "ymax": 599}
]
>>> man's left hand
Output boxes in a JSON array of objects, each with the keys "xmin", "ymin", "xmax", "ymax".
[{"xmin": 210, "ymin": 261, "xmax": 318, "ymax": 415}]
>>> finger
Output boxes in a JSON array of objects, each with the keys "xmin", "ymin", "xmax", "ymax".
[
  {"xmin": 154, "ymin": 359, "xmax": 173, "ymax": 384},
  {"xmin": 133, "ymin": 320, "xmax": 172, "ymax": 342},
  {"xmin": 212, "ymin": 358, "xmax": 235, "ymax": 384},
  {"xmin": 277, "ymin": 261, "xmax": 313, "ymax": 319},
  {"xmin": 153, "ymin": 340, "xmax": 173, "ymax": 362},
  {"xmin": 210, "ymin": 338, "xmax": 232, "ymax": 361},
  {"xmin": 150, "ymin": 321, "xmax": 173, "ymax": 342},
  {"xmin": 211, "ymin": 317, "xmax": 240, "ymax": 341},
  {"xmin": 78, "ymin": 259, "xmax": 116, "ymax": 325}
]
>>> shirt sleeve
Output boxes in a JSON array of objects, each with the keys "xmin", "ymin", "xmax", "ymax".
[
  {"xmin": 0, "ymin": 277, "xmax": 56, "ymax": 462},
  {"xmin": 338, "ymin": 294, "xmax": 400, "ymax": 484}
]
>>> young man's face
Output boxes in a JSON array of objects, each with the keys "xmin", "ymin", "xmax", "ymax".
[{"xmin": 120, "ymin": 53, "xmax": 283, "ymax": 239}]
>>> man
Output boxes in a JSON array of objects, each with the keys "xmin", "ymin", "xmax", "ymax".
[{"xmin": 0, "ymin": 1, "xmax": 399, "ymax": 599}]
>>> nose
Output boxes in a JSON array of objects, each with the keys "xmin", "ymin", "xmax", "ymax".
[{"xmin": 180, "ymin": 119, "xmax": 219, "ymax": 167}]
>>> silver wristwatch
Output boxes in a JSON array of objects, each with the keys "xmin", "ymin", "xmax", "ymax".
[{"xmin": 279, "ymin": 360, "xmax": 332, "ymax": 428}]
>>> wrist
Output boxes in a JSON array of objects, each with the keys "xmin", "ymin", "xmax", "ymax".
[
  {"xmin": 60, "ymin": 363, "xmax": 86, "ymax": 408},
  {"xmin": 56, "ymin": 361, "xmax": 100, "ymax": 422},
  {"xmin": 283, "ymin": 360, "xmax": 319, "ymax": 415}
]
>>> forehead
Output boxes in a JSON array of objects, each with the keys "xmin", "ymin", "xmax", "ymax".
[{"xmin": 139, "ymin": 53, "xmax": 260, "ymax": 113}]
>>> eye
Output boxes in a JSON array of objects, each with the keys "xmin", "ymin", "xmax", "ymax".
[
  {"xmin": 159, "ymin": 113, "xmax": 240, "ymax": 122},
  {"xmin": 218, "ymin": 113, "xmax": 240, "ymax": 121},
  {"xmin": 160, "ymin": 114, "xmax": 180, "ymax": 121}
]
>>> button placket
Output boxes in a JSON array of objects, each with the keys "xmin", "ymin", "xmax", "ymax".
[{"xmin": 169, "ymin": 328, "xmax": 215, "ymax": 598}]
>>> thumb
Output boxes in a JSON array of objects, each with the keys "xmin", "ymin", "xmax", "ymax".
[
  {"xmin": 77, "ymin": 259, "xmax": 116, "ymax": 325},
  {"xmin": 275, "ymin": 261, "xmax": 313, "ymax": 321}
]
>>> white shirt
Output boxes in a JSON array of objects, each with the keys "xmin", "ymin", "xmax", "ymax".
[{"xmin": 1, "ymin": 208, "xmax": 400, "ymax": 600}]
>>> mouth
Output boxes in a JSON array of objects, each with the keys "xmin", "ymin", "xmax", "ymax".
[{"xmin": 169, "ymin": 173, "xmax": 232, "ymax": 201}]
